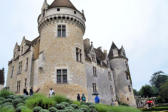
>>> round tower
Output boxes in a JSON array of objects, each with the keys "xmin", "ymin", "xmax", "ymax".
[
  {"xmin": 108, "ymin": 42, "xmax": 136, "ymax": 107},
  {"xmin": 36, "ymin": 0, "xmax": 87, "ymax": 100}
]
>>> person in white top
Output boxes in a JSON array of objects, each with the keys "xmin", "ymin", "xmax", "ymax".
[{"xmin": 49, "ymin": 88, "xmax": 55, "ymax": 97}]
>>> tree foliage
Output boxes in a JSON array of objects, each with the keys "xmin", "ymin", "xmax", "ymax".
[
  {"xmin": 139, "ymin": 85, "xmax": 155, "ymax": 97},
  {"xmin": 150, "ymin": 71, "xmax": 168, "ymax": 89},
  {"xmin": 159, "ymin": 81, "xmax": 168, "ymax": 102}
]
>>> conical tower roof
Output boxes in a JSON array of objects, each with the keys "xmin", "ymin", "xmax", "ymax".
[{"xmin": 49, "ymin": 0, "xmax": 77, "ymax": 10}]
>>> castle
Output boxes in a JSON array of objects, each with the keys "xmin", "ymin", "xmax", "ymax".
[
  {"xmin": 6, "ymin": 0, "xmax": 136, "ymax": 106},
  {"xmin": 0, "ymin": 68, "xmax": 4, "ymax": 90}
]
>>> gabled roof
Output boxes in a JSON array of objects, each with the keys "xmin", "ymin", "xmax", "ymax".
[
  {"xmin": 49, "ymin": 0, "xmax": 77, "ymax": 10},
  {"xmin": 108, "ymin": 42, "xmax": 118, "ymax": 59},
  {"xmin": 0, "ymin": 68, "xmax": 4, "ymax": 85}
]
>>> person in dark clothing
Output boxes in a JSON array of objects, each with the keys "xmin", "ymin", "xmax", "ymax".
[
  {"xmin": 77, "ymin": 93, "xmax": 81, "ymax": 101},
  {"xmin": 94, "ymin": 95, "xmax": 100, "ymax": 104},
  {"xmin": 29, "ymin": 87, "xmax": 34, "ymax": 96},
  {"xmin": 23, "ymin": 88, "xmax": 28, "ymax": 96},
  {"xmin": 81, "ymin": 94, "xmax": 86, "ymax": 102}
]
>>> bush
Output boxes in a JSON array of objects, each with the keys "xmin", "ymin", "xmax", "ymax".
[
  {"xmin": 26, "ymin": 94, "xmax": 55, "ymax": 109},
  {"xmin": 0, "ymin": 89, "xmax": 13, "ymax": 98},
  {"xmin": 71, "ymin": 104, "xmax": 79, "ymax": 109},
  {"xmin": 0, "ymin": 105, "xmax": 15, "ymax": 112},
  {"xmin": 49, "ymin": 107, "xmax": 57, "ymax": 112},
  {"xmin": 55, "ymin": 104, "xmax": 65, "ymax": 110},
  {"xmin": 13, "ymin": 98, "xmax": 24, "ymax": 107},
  {"xmin": 39, "ymin": 109, "xmax": 49, "ymax": 112},
  {"xmin": 73, "ymin": 101, "xmax": 81, "ymax": 106},
  {"xmin": 16, "ymin": 106, "xmax": 32, "ymax": 112},
  {"xmin": 16, "ymin": 103, "xmax": 25, "ymax": 108},
  {"xmin": 51, "ymin": 95, "xmax": 72, "ymax": 103},
  {"xmin": 64, "ymin": 106, "xmax": 74, "ymax": 112},
  {"xmin": 60, "ymin": 102, "xmax": 70, "ymax": 107},
  {"xmin": 33, "ymin": 106, "xmax": 42, "ymax": 112}
]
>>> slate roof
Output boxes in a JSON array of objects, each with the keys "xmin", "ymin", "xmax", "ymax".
[
  {"xmin": 0, "ymin": 69, "xmax": 4, "ymax": 85},
  {"xmin": 49, "ymin": 0, "xmax": 77, "ymax": 10}
]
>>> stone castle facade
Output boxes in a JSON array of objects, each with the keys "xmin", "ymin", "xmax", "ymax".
[
  {"xmin": 0, "ymin": 68, "xmax": 4, "ymax": 90},
  {"xmin": 7, "ymin": 0, "xmax": 136, "ymax": 106}
]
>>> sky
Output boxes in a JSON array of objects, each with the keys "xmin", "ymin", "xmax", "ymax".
[{"xmin": 0, "ymin": 0, "xmax": 168, "ymax": 90}]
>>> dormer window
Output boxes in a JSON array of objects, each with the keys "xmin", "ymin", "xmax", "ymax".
[{"xmin": 57, "ymin": 25, "xmax": 66, "ymax": 37}]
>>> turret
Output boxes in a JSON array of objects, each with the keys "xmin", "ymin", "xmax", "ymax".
[
  {"xmin": 35, "ymin": 0, "xmax": 88, "ymax": 101},
  {"xmin": 108, "ymin": 42, "xmax": 136, "ymax": 107}
]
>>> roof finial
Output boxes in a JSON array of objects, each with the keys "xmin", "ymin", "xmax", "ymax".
[
  {"xmin": 42, "ymin": 0, "xmax": 48, "ymax": 11},
  {"xmin": 91, "ymin": 41, "xmax": 93, "ymax": 47}
]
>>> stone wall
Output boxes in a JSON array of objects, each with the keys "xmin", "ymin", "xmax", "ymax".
[
  {"xmin": 0, "ymin": 85, "xmax": 4, "ymax": 90},
  {"xmin": 110, "ymin": 58, "xmax": 136, "ymax": 107},
  {"xmin": 6, "ymin": 50, "xmax": 33, "ymax": 94},
  {"xmin": 85, "ymin": 61, "xmax": 117, "ymax": 105},
  {"xmin": 35, "ymin": 19, "xmax": 88, "ymax": 101}
]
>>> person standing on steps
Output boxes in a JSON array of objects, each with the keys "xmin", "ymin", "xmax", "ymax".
[
  {"xmin": 49, "ymin": 88, "xmax": 54, "ymax": 97},
  {"xmin": 94, "ymin": 95, "xmax": 100, "ymax": 104},
  {"xmin": 23, "ymin": 88, "xmax": 28, "ymax": 96},
  {"xmin": 77, "ymin": 93, "xmax": 81, "ymax": 101},
  {"xmin": 81, "ymin": 94, "xmax": 86, "ymax": 102},
  {"xmin": 29, "ymin": 87, "xmax": 34, "ymax": 96}
]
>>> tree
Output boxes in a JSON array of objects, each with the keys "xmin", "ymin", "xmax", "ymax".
[
  {"xmin": 133, "ymin": 89, "xmax": 140, "ymax": 96},
  {"xmin": 150, "ymin": 71, "xmax": 168, "ymax": 89},
  {"xmin": 139, "ymin": 85, "xmax": 155, "ymax": 97},
  {"xmin": 159, "ymin": 81, "xmax": 168, "ymax": 102}
]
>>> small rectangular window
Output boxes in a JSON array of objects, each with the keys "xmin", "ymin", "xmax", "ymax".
[
  {"xmin": 25, "ymin": 78, "xmax": 27, "ymax": 87},
  {"xmin": 63, "ymin": 69, "xmax": 67, "ymax": 83},
  {"xmin": 11, "ymin": 66, "xmax": 14, "ymax": 78},
  {"xmin": 93, "ymin": 66, "xmax": 97, "ymax": 77},
  {"xmin": 57, "ymin": 25, "xmax": 66, "ymax": 37},
  {"xmin": 76, "ymin": 48, "xmax": 82, "ymax": 62},
  {"xmin": 92, "ymin": 83, "xmax": 97, "ymax": 92},
  {"xmin": 57, "ymin": 69, "xmax": 62, "ymax": 83},
  {"xmin": 128, "ymin": 85, "xmax": 131, "ymax": 92},
  {"xmin": 17, "ymin": 81, "xmax": 21, "ymax": 93},
  {"xmin": 57, "ymin": 69, "xmax": 68, "ymax": 84},
  {"xmin": 18, "ymin": 61, "xmax": 22, "ymax": 74},
  {"xmin": 25, "ymin": 58, "xmax": 29, "ymax": 71}
]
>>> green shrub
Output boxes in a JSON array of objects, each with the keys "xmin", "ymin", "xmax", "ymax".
[
  {"xmin": 1, "ymin": 102, "xmax": 13, "ymax": 107},
  {"xmin": 3, "ymin": 98, "xmax": 13, "ymax": 103},
  {"xmin": 0, "ymin": 97, "xmax": 5, "ymax": 101},
  {"xmin": 60, "ymin": 102, "xmax": 70, "ymax": 107},
  {"xmin": 55, "ymin": 104, "xmax": 65, "ymax": 110},
  {"xmin": 26, "ymin": 94, "xmax": 55, "ymax": 109},
  {"xmin": 0, "ymin": 105, "xmax": 15, "ymax": 112},
  {"xmin": 73, "ymin": 101, "xmax": 80, "ymax": 106},
  {"xmin": 73, "ymin": 109, "xmax": 84, "ymax": 112},
  {"xmin": 13, "ymin": 98, "xmax": 23, "ymax": 107},
  {"xmin": 49, "ymin": 107, "xmax": 57, "ymax": 112},
  {"xmin": 16, "ymin": 106, "xmax": 32, "ymax": 112},
  {"xmin": 51, "ymin": 95, "xmax": 72, "ymax": 103},
  {"xmin": 56, "ymin": 110, "xmax": 67, "ymax": 112},
  {"xmin": 6, "ymin": 95, "xmax": 16, "ymax": 99},
  {"xmin": 39, "ymin": 109, "xmax": 49, "ymax": 112},
  {"xmin": 33, "ymin": 106, "xmax": 42, "ymax": 112},
  {"xmin": 71, "ymin": 104, "xmax": 79, "ymax": 109},
  {"xmin": 16, "ymin": 103, "xmax": 25, "ymax": 108},
  {"xmin": 0, "ymin": 89, "xmax": 13, "ymax": 98},
  {"xmin": 64, "ymin": 106, "xmax": 74, "ymax": 112}
]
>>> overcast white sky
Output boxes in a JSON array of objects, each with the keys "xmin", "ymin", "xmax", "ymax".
[{"xmin": 0, "ymin": 0, "xmax": 168, "ymax": 90}]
